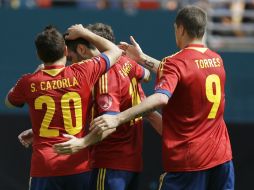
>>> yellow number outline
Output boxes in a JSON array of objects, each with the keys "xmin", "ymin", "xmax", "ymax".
[
  {"xmin": 205, "ymin": 74, "xmax": 221, "ymax": 119},
  {"xmin": 129, "ymin": 78, "xmax": 142, "ymax": 125},
  {"xmin": 34, "ymin": 92, "xmax": 83, "ymax": 137},
  {"xmin": 35, "ymin": 96, "xmax": 58, "ymax": 137}
]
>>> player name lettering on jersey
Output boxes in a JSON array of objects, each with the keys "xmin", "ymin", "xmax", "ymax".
[
  {"xmin": 195, "ymin": 58, "xmax": 221, "ymax": 69},
  {"xmin": 118, "ymin": 61, "xmax": 133, "ymax": 77},
  {"xmin": 30, "ymin": 77, "xmax": 79, "ymax": 92}
]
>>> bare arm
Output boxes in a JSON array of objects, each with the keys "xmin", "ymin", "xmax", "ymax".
[
  {"xmin": 53, "ymin": 128, "xmax": 116, "ymax": 155},
  {"xmin": 145, "ymin": 111, "xmax": 162, "ymax": 135},
  {"xmin": 119, "ymin": 36, "xmax": 161, "ymax": 73},
  {"xmin": 139, "ymin": 53, "xmax": 161, "ymax": 74},
  {"xmin": 65, "ymin": 24, "xmax": 122, "ymax": 68},
  {"xmin": 90, "ymin": 93, "xmax": 169, "ymax": 133}
]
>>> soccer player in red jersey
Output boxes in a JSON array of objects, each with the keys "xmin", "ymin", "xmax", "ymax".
[
  {"xmin": 5, "ymin": 24, "xmax": 121, "ymax": 190},
  {"xmin": 53, "ymin": 23, "xmax": 162, "ymax": 190},
  {"xmin": 91, "ymin": 6, "xmax": 234, "ymax": 190}
]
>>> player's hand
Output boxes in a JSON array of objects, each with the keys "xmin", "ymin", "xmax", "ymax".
[
  {"xmin": 90, "ymin": 114, "xmax": 120, "ymax": 134},
  {"xmin": 65, "ymin": 24, "xmax": 87, "ymax": 40},
  {"xmin": 53, "ymin": 134, "xmax": 85, "ymax": 155},
  {"xmin": 119, "ymin": 36, "xmax": 143, "ymax": 62},
  {"xmin": 18, "ymin": 129, "xmax": 33, "ymax": 148}
]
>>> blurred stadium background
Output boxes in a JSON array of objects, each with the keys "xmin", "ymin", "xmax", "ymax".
[{"xmin": 0, "ymin": 0, "xmax": 254, "ymax": 189}]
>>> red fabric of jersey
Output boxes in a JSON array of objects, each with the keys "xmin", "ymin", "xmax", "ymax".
[
  {"xmin": 8, "ymin": 55, "xmax": 108, "ymax": 176},
  {"xmin": 90, "ymin": 56, "xmax": 145, "ymax": 172},
  {"xmin": 155, "ymin": 44, "xmax": 232, "ymax": 172}
]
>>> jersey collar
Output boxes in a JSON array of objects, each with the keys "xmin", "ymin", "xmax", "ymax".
[{"xmin": 185, "ymin": 44, "xmax": 205, "ymax": 48}]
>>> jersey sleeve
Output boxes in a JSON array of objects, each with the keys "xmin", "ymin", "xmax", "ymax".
[
  {"xmin": 129, "ymin": 59, "xmax": 145, "ymax": 81},
  {"xmin": 7, "ymin": 76, "xmax": 27, "ymax": 107},
  {"xmin": 72, "ymin": 53, "xmax": 110, "ymax": 88},
  {"xmin": 154, "ymin": 57, "xmax": 181, "ymax": 98},
  {"xmin": 95, "ymin": 69, "xmax": 121, "ymax": 115},
  {"xmin": 138, "ymin": 83, "xmax": 146, "ymax": 101}
]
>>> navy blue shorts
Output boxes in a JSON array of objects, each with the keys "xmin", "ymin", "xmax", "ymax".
[
  {"xmin": 29, "ymin": 171, "xmax": 91, "ymax": 190},
  {"xmin": 159, "ymin": 161, "xmax": 234, "ymax": 190},
  {"xmin": 90, "ymin": 168, "xmax": 140, "ymax": 190}
]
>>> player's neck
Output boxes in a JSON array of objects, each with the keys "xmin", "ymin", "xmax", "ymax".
[
  {"xmin": 188, "ymin": 38, "xmax": 203, "ymax": 45},
  {"xmin": 181, "ymin": 38, "xmax": 204, "ymax": 49},
  {"xmin": 44, "ymin": 56, "xmax": 67, "ymax": 67}
]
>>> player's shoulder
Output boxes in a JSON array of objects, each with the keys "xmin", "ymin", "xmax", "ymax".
[
  {"xmin": 206, "ymin": 48, "xmax": 222, "ymax": 58},
  {"xmin": 12, "ymin": 73, "xmax": 34, "ymax": 87},
  {"xmin": 166, "ymin": 48, "xmax": 185, "ymax": 59},
  {"xmin": 161, "ymin": 50, "xmax": 185, "ymax": 65},
  {"xmin": 19, "ymin": 73, "xmax": 34, "ymax": 81}
]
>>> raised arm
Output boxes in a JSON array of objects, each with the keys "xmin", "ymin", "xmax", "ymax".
[
  {"xmin": 65, "ymin": 24, "xmax": 122, "ymax": 68},
  {"xmin": 119, "ymin": 36, "xmax": 161, "ymax": 73}
]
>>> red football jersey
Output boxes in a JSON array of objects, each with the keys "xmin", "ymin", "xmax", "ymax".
[
  {"xmin": 90, "ymin": 55, "xmax": 145, "ymax": 172},
  {"xmin": 8, "ymin": 54, "xmax": 109, "ymax": 177},
  {"xmin": 155, "ymin": 44, "xmax": 232, "ymax": 172}
]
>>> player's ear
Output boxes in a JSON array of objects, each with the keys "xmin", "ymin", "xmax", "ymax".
[
  {"xmin": 179, "ymin": 24, "xmax": 185, "ymax": 36},
  {"xmin": 77, "ymin": 44, "xmax": 87, "ymax": 56}
]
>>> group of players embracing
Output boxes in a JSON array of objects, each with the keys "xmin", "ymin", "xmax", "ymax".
[{"xmin": 6, "ymin": 5, "xmax": 234, "ymax": 190}]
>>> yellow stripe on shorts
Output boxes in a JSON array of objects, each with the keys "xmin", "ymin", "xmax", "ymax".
[
  {"xmin": 158, "ymin": 172, "xmax": 167, "ymax": 190},
  {"xmin": 29, "ymin": 177, "xmax": 32, "ymax": 190},
  {"xmin": 97, "ymin": 168, "xmax": 106, "ymax": 190}
]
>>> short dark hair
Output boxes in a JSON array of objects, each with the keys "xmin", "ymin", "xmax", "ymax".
[
  {"xmin": 86, "ymin": 23, "xmax": 116, "ymax": 43},
  {"xmin": 64, "ymin": 25, "xmax": 95, "ymax": 52},
  {"xmin": 35, "ymin": 25, "xmax": 65, "ymax": 63},
  {"xmin": 65, "ymin": 37, "xmax": 95, "ymax": 52},
  {"xmin": 175, "ymin": 6, "xmax": 207, "ymax": 38}
]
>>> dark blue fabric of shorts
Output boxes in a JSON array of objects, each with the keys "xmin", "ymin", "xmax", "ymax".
[
  {"xmin": 30, "ymin": 171, "xmax": 91, "ymax": 190},
  {"xmin": 90, "ymin": 168, "xmax": 140, "ymax": 190},
  {"xmin": 159, "ymin": 160, "xmax": 234, "ymax": 190}
]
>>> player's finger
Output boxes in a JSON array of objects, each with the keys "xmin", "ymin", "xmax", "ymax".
[
  {"xmin": 118, "ymin": 43, "xmax": 129, "ymax": 51},
  {"xmin": 53, "ymin": 142, "xmax": 71, "ymax": 149},
  {"xmin": 63, "ymin": 134, "xmax": 75, "ymax": 139},
  {"xmin": 20, "ymin": 140, "xmax": 29, "ymax": 148},
  {"xmin": 90, "ymin": 117, "xmax": 104, "ymax": 130},
  {"xmin": 54, "ymin": 148, "xmax": 72, "ymax": 155},
  {"xmin": 90, "ymin": 121, "xmax": 105, "ymax": 131},
  {"xmin": 118, "ymin": 44, "xmax": 126, "ymax": 51},
  {"xmin": 53, "ymin": 146, "xmax": 69, "ymax": 154},
  {"xmin": 18, "ymin": 135, "xmax": 23, "ymax": 141},
  {"xmin": 119, "ymin": 41, "xmax": 129, "ymax": 46},
  {"xmin": 130, "ymin": 36, "xmax": 138, "ymax": 46},
  {"xmin": 19, "ymin": 139, "xmax": 26, "ymax": 145},
  {"xmin": 92, "ymin": 123, "xmax": 106, "ymax": 132}
]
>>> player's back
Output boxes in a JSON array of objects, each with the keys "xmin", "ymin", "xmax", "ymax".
[
  {"xmin": 158, "ymin": 44, "xmax": 232, "ymax": 172},
  {"xmin": 9, "ymin": 55, "xmax": 109, "ymax": 177},
  {"xmin": 91, "ymin": 55, "xmax": 145, "ymax": 172}
]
